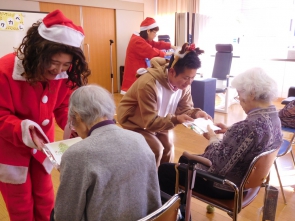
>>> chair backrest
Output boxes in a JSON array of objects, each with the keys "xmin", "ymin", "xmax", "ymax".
[
  {"xmin": 212, "ymin": 44, "xmax": 233, "ymax": 81},
  {"xmin": 278, "ymin": 127, "xmax": 295, "ymax": 157},
  {"xmin": 242, "ymin": 148, "xmax": 280, "ymax": 190},
  {"xmin": 158, "ymin": 35, "xmax": 170, "ymax": 42},
  {"xmin": 137, "ymin": 194, "xmax": 181, "ymax": 221}
]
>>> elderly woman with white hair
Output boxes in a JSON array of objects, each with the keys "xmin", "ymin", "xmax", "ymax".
[
  {"xmin": 158, "ymin": 67, "xmax": 283, "ymax": 199},
  {"xmin": 53, "ymin": 85, "xmax": 161, "ymax": 221}
]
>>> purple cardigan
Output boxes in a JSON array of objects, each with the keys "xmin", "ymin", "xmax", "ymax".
[
  {"xmin": 279, "ymin": 99, "xmax": 295, "ymax": 128},
  {"xmin": 197, "ymin": 105, "xmax": 283, "ymax": 191}
]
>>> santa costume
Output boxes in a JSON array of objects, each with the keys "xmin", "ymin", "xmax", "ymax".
[
  {"xmin": 0, "ymin": 10, "xmax": 84, "ymax": 221},
  {"xmin": 120, "ymin": 17, "xmax": 172, "ymax": 93}
]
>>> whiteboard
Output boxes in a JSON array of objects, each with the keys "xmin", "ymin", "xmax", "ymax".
[{"xmin": 0, "ymin": 10, "xmax": 48, "ymax": 58}]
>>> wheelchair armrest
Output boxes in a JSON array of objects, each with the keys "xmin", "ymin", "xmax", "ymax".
[
  {"xmin": 177, "ymin": 164, "xmax": 225, "ymax": 185},
  {"xmin": 182, "ymin": 151, "xmax": 212, "ymax": 167},
  {"xmin": 177, "ymin": 163, "xmax": 188, "ymax": 172},
  {"xmin": 195, "ymin": 169, "xmax": 225, "ymax": 184},
  {"xmin": 160, "ymin": 190, "xmax": 173, "ymax": 204}
]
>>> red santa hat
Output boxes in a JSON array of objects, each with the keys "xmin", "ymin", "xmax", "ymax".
[
  {"xmin": 38, "ymin": 10, "xmax": 84, "ymax": 47},
  {"xmin": 140, "ymin": 17, "xmax": 158, "ymax": 31}
]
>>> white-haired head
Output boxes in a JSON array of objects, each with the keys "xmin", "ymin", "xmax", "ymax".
[
  {"xmin": 68, "ymin": 84, "xmax": 115, "ymax": 126},
  {"xmin": 231, "ymin": 67, "xmax": 278, "ymax": 103}
]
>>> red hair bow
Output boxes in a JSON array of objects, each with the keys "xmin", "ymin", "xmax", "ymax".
[{"xmin": 188, "ymin": 43, "xmax": 195, "ymax": 51}]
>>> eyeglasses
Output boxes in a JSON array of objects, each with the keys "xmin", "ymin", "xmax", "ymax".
[
  {"xmin": 69, "ymin": 121, "xmax": 75, "ymax": 131},
  {"xmin": 234, "ymin": 96, "xmax": 240, "ymax": 102}
]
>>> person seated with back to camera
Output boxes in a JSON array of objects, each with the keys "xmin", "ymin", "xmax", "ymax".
[
  {"xmin": 279, "ymin": 99, "xmax": 295, "ymax": 129},
  {"xmin": 52, "ymin": 85, "xmax": 161, "ymax": 221},
  {"xmin": 158, "ymin": 67, "xmax": 283, "ymax": 199}
]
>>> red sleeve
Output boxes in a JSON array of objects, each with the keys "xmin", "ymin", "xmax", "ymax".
[
  {"xmin": 54, "ymin": 86, "xmax": 73, "ymax": 131},
  {"xmin": 132, "ymin": 41, "xmax": 164, "ymax": 59},
  {"xmin": 148, "ymin": 40, "xmax": 171, "ymax": 50}
]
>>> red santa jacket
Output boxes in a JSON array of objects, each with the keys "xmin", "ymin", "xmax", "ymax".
[
  {"xmin": 121, "ymin": 33, "xmax": 171, "ymax": 92},
  {"xmin": 0, "ymin": 53, "xmax": 72, "ymax": 184}
]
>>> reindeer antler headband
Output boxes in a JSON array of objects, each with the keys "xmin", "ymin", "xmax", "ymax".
[{"xmin": 169, "ymin": 43, "xmax": 196, "ymax": 68}]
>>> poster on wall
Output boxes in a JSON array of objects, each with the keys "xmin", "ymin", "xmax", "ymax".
[
  {"xmin": 0, "ymin": 10, "xmax": 48, "ymax": 57},
  {"xmin": 0, "ymin": 11, "xmax": 24, "ymax": 31}
]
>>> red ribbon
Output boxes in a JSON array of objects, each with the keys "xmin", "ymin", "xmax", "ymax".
[{"xmin": 188, "ymin": 43, "xmax": 195, "ymax": 51}]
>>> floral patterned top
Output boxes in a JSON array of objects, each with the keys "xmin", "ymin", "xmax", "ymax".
[
  {"xmin": 197, "ymin": 105, "xmax": 283, "ymax": 191},
  {"xmin": 279, "ymin": 100, "xmax": 295, "ymax": 129}
]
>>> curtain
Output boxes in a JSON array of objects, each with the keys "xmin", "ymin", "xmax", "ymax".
[
  {"xmin": 175, "ymin": 12, "xmax": 188, "ymax": 46},
  {"xmin": 193, "ymin": 13, "xmax": 212, "ymax": 50},
  {"xmin": 157, "ymin": 0, "xmax": 199, "ymax": 45}
]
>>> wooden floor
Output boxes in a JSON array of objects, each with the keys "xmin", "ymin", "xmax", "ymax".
[{"xmin": 1, "ymin": 93, "xmax": 294, "ymax": 221}]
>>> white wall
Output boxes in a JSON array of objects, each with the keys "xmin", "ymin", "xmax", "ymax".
[
  {"xmin": 120, "ymin": 0, "xmax": 156, "ymax": 17},
  {"xmin": 0, "ymin": 0, "xmax": 40, "ymax": 11},
  {"xmin": 116, "ymin": 9, "xmax": 144, "ymax": 90}
]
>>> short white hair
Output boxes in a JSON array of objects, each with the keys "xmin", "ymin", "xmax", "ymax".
[
  {"xmin": 231, "ymin": 67, "xmax": 278, "ymax": 102},
  {"xmin": 68, "ymin": 84, "xmax": 116, "ymax": 126}
]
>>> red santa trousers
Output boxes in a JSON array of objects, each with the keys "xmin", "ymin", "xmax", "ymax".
[{"xmin": 0, "ymin": 157, "xmax": 54, "ymax": 221}]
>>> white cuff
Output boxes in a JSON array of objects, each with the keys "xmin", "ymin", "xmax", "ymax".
[
  {"xmin": 209, "ymin": 136, "xmax": 219, "ymax": 144},
  {"xmin": 21, "ymin": 119, "xmax": 50, "ymax": 148}
]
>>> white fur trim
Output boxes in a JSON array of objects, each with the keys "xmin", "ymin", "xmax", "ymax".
[
  {"xmin": 12, "ymin": 56, "xmax": 26, "ymax": 81},
  {"xmin": 21, "ymin": 119, "xmax": 50, "ymax": 148},
  {"xmin": 0, "ymin": 163, "xmax": 28, "ymax": 184},
  {"xmin": 137, "ymin": 68, "xmax": 148, "ymax": 75},
  {"xmin": 12, "ymin": 56, "xmax": 68, "ymax": 81},
  {"xmin": 54, "ymin": 71, "xmax": 68, "ymax": 79},
  {"xmin": 140, "ymin": 23, "xmax": 158, "ymax": 31},
  {"xmin": 38, "ymin": 22, "xmax": 84, "ymax": 47},
  {"xmin": 42, "ymin": 157, "xmax": 54, "ymax": 174},
  {"xmin": 134, "ymin": 32, "xmax": 140, "ymax": 36}
]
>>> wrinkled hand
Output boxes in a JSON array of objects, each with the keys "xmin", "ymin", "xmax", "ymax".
[
  {"xmin": 29, "ymin": 125, "xmax": 46, "ymax": 150},
  {"xmin": 176, "ymin": 114, "xmax": 194, "ymax": 124},
  {"xmin": 195, "ymin": 111, "xmax": 212, "ymax": 120},
  {"xmin": 214, "ymin": 122, "xmax": 228, "ymax": 134},
  {"xmin": 203, "ymin": 125, "xmax": 216, "ymax": 140}
]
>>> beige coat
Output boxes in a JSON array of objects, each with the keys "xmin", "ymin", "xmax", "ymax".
[{"xmin": 117, "ymin": 57, "xmax": 201, "ymax": 132}]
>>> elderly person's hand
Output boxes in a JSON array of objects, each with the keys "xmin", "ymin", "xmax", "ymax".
[
  {"xmin": 195, "ymin": 110, "xmax": 212, "ymax": 120},
  {"xmin": 214, "ymin": 122, "xmax": 228, "ymax": 134},
  {"xmin": 203, "ymin": 125, "xmax": 219, "ymax": 143}
]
